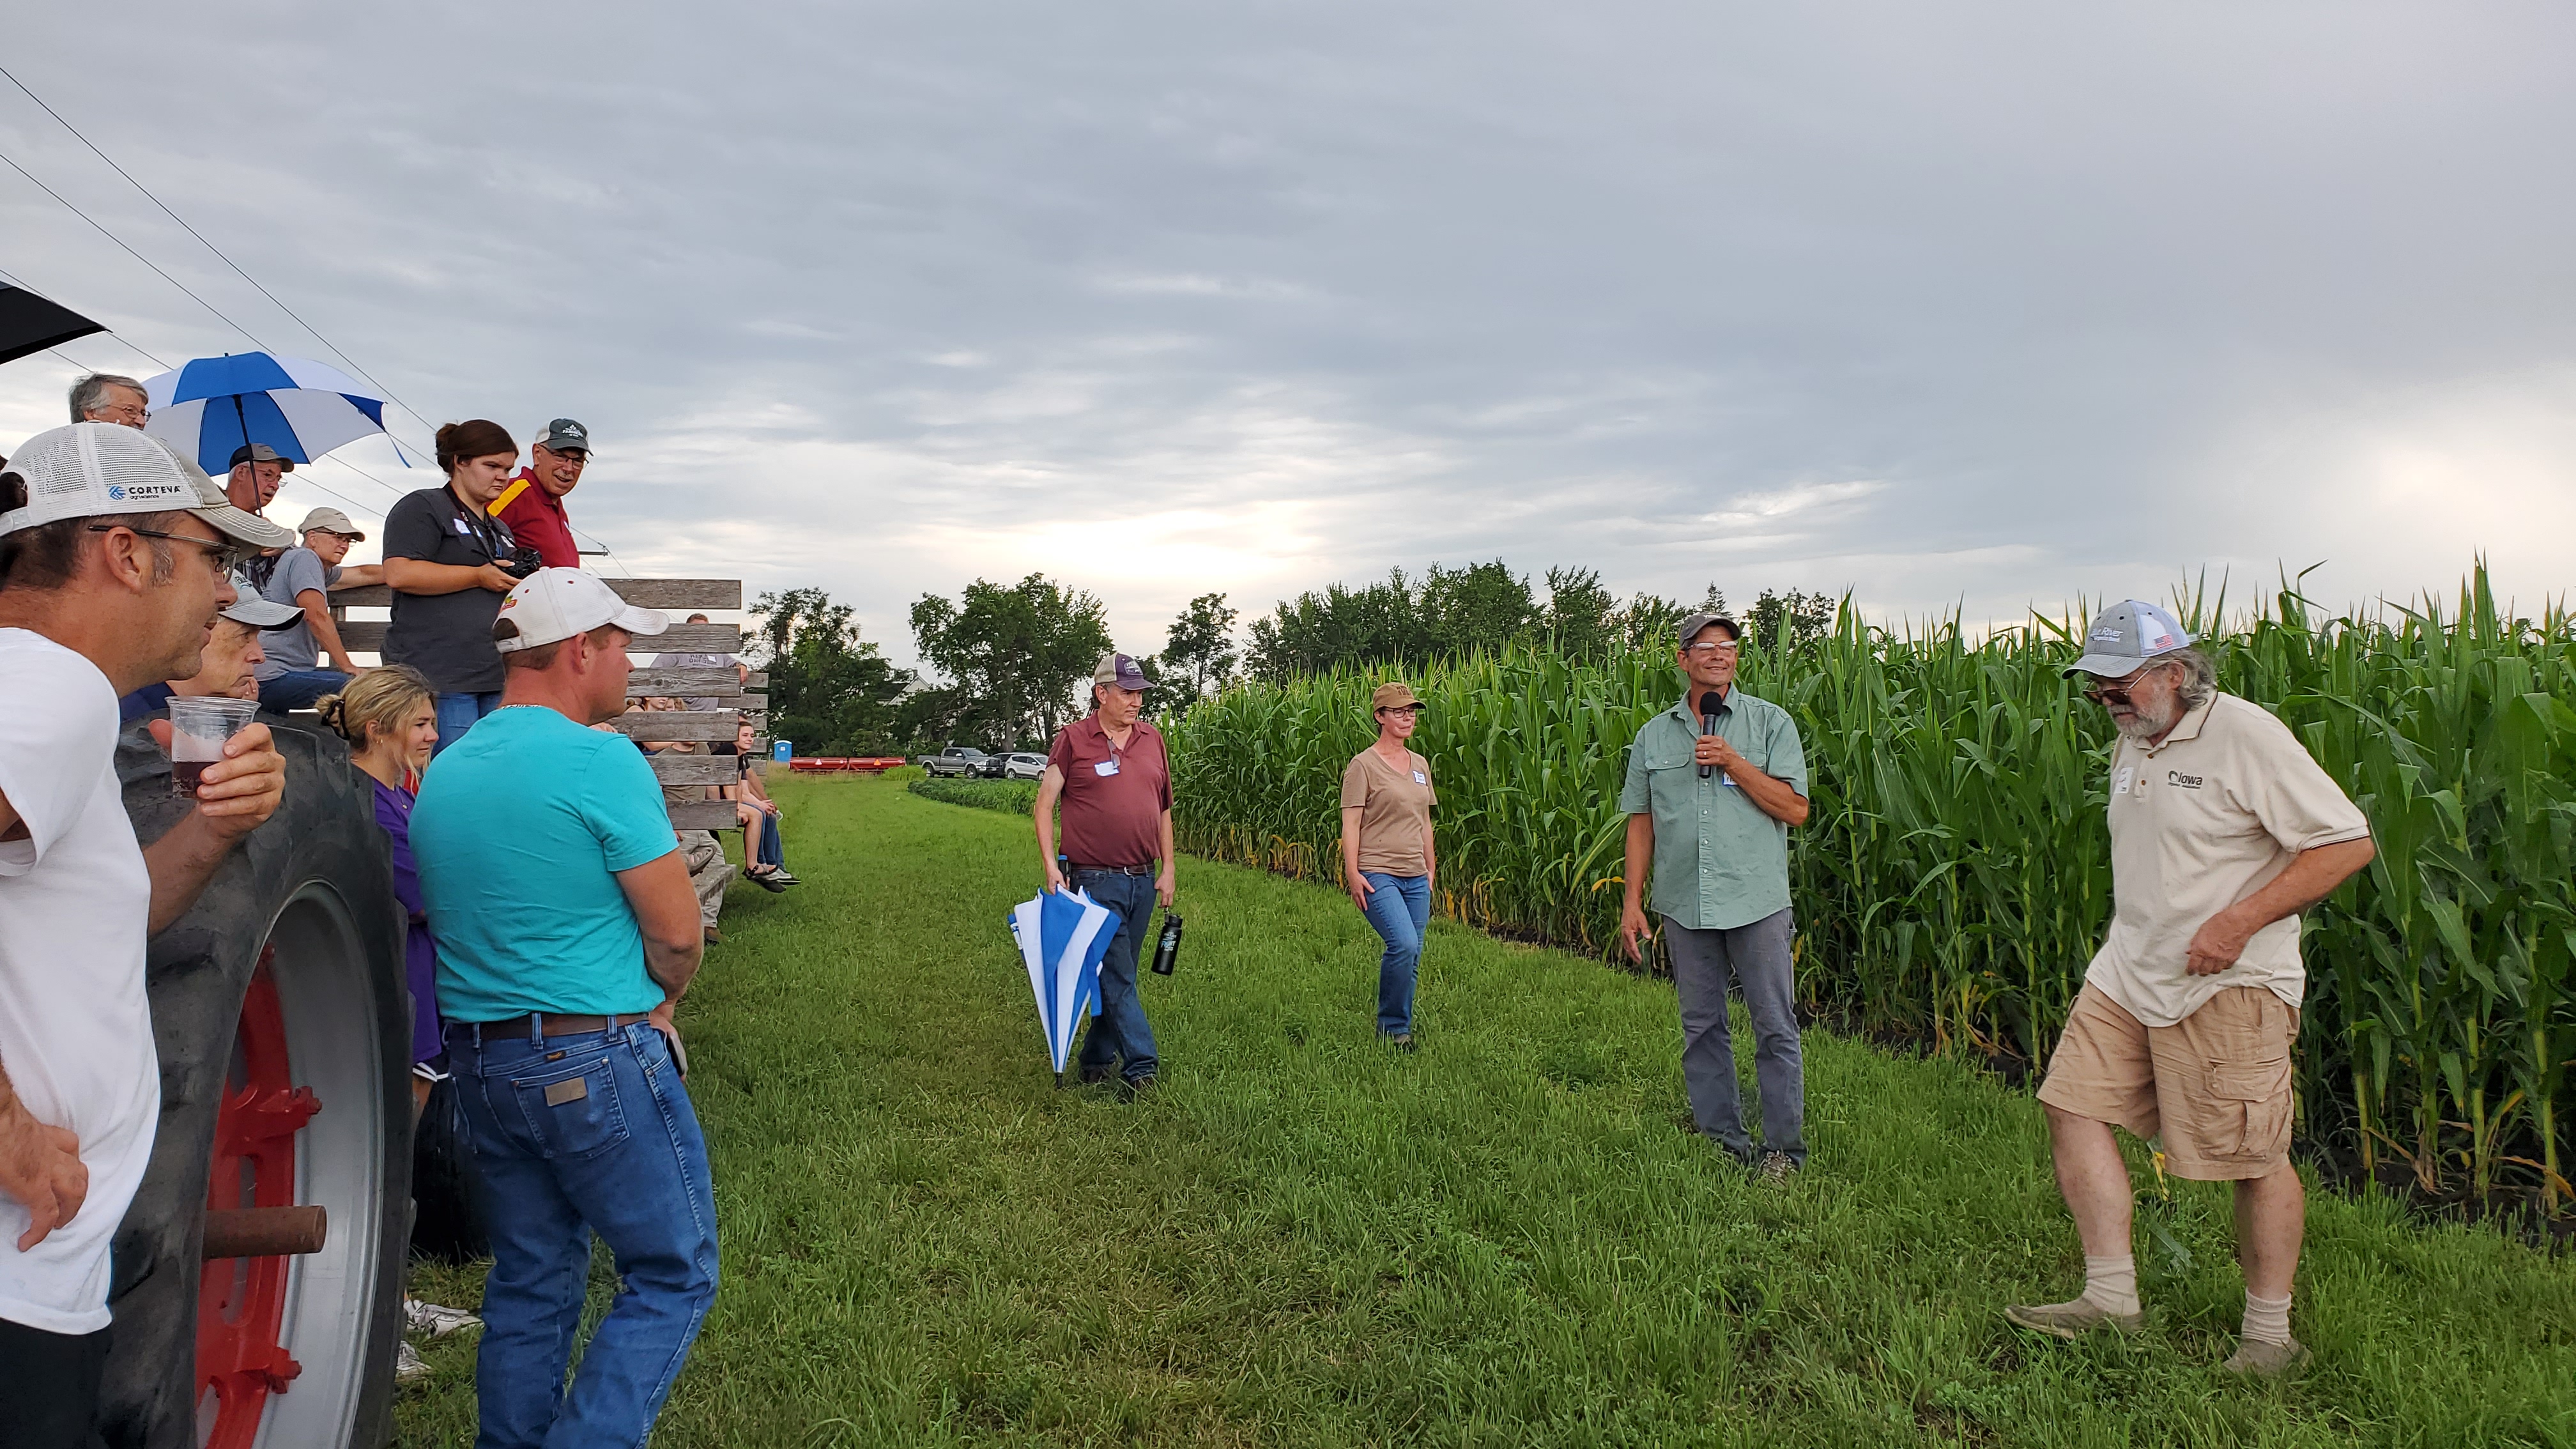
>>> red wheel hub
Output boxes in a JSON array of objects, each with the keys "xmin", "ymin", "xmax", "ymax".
[{"xmin": 197, "ymin": 952, "xmax": 320, "ymax": 1449}]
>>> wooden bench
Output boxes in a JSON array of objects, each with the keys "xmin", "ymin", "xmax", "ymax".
[{"xmin": 332, "ymin": 577, "xmax": 763, "ymax": 832}]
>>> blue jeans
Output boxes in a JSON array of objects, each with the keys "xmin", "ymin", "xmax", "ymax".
[
  {"xmin": 446, "ymin": 1018, "xmax": 719, "ymax": 1449},
  {"xmin": 1361, "ymin": 871, "xmax": 1431, "ymax": 1035},
  {"xmin": 751, "ymin": 812, "xmax": 784, "ymax": 870},
  {"xmin": 256, "ymin": 667, "xmax": 349, "ymax": 714},
  {"xmin": 1071, "ymin": 869, "xmax": 1159, "ymax": 1083},
  {"xmin": 433, "ymin": 690, "xmax": 502, "ymax": 756}
]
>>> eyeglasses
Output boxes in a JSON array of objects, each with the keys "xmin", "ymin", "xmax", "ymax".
[
  {"xmin": 89, "ymin": 523, "xmax": 254, "ymax": 573},
  {"xmin": 2082, "ymin": 670, "xmax": 2156, "ymax": 707},
  {"xmin": 1682, "ymin": 641, "xmax": 1740, "ymax": 657}
]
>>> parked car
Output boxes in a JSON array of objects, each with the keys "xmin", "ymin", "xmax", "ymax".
[
  {"xmin": 919, "ymin": 746, "xmax": 992, "ymax": 778},
  {"xmin": 976, "ymin": 750, "xmax": 1015, "ymax": 779},
  {"xmin": 997, "ymin": 751, "xmax": 1048, "ymax": 781}
]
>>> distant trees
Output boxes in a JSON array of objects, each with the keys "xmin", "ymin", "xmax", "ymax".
[
  {"xmin": 909, "ymin": 573, "xmax": 1114, "ymax": 749},
  {"xmin": 747, "ymin": 587, "xmax": 917, "ymax": 755},
  {"xmin": 1152, "ymin": 592, "xmax": 1240, "ymax": 703}
]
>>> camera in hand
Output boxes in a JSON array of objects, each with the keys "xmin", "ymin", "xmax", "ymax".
[{"xmin": 498, "ymin": 544, "xmax": 547, "ymax": 578}]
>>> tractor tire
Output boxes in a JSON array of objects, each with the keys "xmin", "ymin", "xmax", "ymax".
[{"xmin": 96, "ymin": 717, "xmax": 413, "ymax": 1449}]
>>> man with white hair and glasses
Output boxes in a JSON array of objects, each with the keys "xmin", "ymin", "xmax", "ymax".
[
  {"xmin": 2008, "ymin": 600, "xmax": 2375, "ymax": 1376},
  {"xmin": 67, "ymin": 374, "xmax": 148, "ymax": 429}
]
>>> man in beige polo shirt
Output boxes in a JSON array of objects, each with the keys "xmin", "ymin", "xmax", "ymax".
[{"xmin": 2007, "ymin": 600, "xmax": 2374, "ymax": 1376}]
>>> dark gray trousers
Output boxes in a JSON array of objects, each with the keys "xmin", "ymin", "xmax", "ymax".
[{"xmin": 1665, "ymin": 908, "xmax": 1804, "ymax": 1165}]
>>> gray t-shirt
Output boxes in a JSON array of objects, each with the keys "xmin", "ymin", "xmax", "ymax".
[
  {"xmin": 652, "ymin": 652, "xmax": 737, "ymax": 712},
  {"xmin": 251, "ymin": 548, "xmax": 341, "ymax": 680}
]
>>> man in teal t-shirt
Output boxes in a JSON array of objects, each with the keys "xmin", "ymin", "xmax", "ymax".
[
  {"xmin": 410, "ymin": 567, "xmax": 717, "ymax": 1448},
  {"xmin": 416, "ymin": 707, "xmax": 676, "ymax": 1020}
]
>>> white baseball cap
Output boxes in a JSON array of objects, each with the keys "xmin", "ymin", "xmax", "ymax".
[
  {"xmin": 492, "ymin": 566, "xmax": 668, "ymax": 653},
  {"xmin": 2, "ymin": 422, "xmax": 294, "ymax": 548}
]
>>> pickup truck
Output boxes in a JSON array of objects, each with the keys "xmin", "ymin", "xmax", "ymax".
[{"xmin": 919, "ymin": 746, "xmax": 993, "ymax": 778}]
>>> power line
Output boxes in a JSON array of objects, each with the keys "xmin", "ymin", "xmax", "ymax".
[
  {"xmin": 0, "ymin": 144, "xmax": 284, "ymax": 362},
  {"xmin": 0, "ymin": 62, "xmax": 439, "ymax": 449}
]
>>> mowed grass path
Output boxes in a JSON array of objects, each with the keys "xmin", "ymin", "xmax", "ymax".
[{"xmin": 397, "ymin": 776, "xmax": 2575, "ymax": 1447}]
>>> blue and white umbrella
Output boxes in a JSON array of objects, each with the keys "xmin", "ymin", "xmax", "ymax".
[
  {"xmin": 142, "ymin": 351, "xmax": 402, "ymax": 477},
  {"xmin": 1008, "ymin": 888, "xmax": 1121, "ymax": 1077}
]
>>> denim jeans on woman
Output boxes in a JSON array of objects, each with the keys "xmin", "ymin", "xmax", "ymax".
[
  {"xmin": 446, "ymin": 1016, "xmax": 718, "ymax": 1449},
  {"xmin": 1071, "ymin": 868, "xmax": 1159, "ymax": 1084},
  {"xmin": 432, "ymin": 689, "xmax": 502, "ymax": 756},
  {"xmin": 1361, "ymin": 871, "xmax": 1430, "ymax": 1036},
  {"xmin": 752, "ymin": 811, "xmax": 785, "ymax": 870}
]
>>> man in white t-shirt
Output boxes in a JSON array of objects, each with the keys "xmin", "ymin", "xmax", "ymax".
[{"xmin": 0, "ymin": 424, "xmax": 291, "ymax": 1443}]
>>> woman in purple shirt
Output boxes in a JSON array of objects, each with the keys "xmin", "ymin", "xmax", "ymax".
[{"xmin": 316, "ymin": 664, "xmax": 481, "ymax": 1363}]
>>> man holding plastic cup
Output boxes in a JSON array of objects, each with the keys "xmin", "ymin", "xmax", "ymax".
[{"xmin": 0, "ymin": 423, "xmax": 291, "ymax": 1441}]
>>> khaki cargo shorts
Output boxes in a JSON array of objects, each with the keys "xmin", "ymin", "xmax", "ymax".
[{"xmin": 2036, "ymin": 983, "xmax": 2299, "ymax": 1181}]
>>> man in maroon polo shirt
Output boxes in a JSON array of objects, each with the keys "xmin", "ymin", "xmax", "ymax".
[{"xmin": 1033, "ymin": 650, "xmax": 1175, "ymax": 1092}]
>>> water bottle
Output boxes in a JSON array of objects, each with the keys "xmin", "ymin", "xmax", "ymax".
[{"xmin": 1150, "ymin": 912, "xmax": 1184, "ymax": 976}]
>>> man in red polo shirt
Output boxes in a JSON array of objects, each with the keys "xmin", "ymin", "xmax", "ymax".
[
  {"xmin": 486, "ymin": 418, "xmax": 588, "ymax": 570},
  {"xmin": 1032, "ymin": 651, "xmax": 1174, "ymax": 1092}
]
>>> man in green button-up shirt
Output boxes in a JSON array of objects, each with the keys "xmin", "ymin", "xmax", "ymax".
[{"xmin": 1618, "ymin": 611, "xmax": 1812, "ymax": 1177}]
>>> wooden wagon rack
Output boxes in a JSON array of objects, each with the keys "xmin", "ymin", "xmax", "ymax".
[{"xmin": 330, "ymin": 577, "xmax": 763, "ymax": 832}]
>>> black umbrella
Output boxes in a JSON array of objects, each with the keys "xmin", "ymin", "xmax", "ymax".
[{"xmin": 0, "ymin": 284, "xmax": 106, "ymax": 367}]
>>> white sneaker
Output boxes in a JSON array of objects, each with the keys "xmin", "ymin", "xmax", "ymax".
[
  {"xmin": 395, "ymin": 1339, "xmax": 430, "ymax": 1383},
  {"xmin": 405, "ymin": 1298, "xmax": 482, "ymax": 1337}
]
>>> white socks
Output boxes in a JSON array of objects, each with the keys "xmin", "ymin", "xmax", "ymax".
[
  {"xmin": 2082, "ymin": 1254, "xmax": 2140, "ymax": 1316},
  {"xmin": 2242, "ymin": 1291, "xmax": 2294, "ymax": 1346}
]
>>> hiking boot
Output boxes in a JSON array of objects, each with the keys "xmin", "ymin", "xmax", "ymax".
[
  {"xmin": 703, "ymin": 926, "xmax": 724, "ymax": 946},
  {"xmin": 1386, "ymin": 1032, "xmax": 1417, "ymax": 1053},
  {"xmin": 1755, "ymin": 1151, "xmax": 1798, "ymax": 1185},
  {"xmin": 1117, "ymin": 1073, "xmax": 1157, "ymax": 1101},
  {"xmin": 2004, "ymin": 1297, "xmax": 2146, "ymax": 1340},
  {"xmin": 2221, "ymin": 1336, "xmax": 2310, "ymax": 1377},
  {"xmin": 1079, "ymin": 1066, "xmax": 1116, "ymax": 1085}
]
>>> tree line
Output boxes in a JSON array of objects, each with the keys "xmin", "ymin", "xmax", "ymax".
[{"xmin": 751, "ymin": 564, "xmax": 1836, "ymax": 755}]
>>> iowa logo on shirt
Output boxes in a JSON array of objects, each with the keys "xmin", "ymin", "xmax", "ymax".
[{"xmin": 2166, "ymin": 770, "xmax": 2204, "ymax": 790}]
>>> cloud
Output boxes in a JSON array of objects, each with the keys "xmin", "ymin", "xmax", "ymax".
[{"xmin": 2, "ymin": 1, "xmax": 2572, "ymax": 675}]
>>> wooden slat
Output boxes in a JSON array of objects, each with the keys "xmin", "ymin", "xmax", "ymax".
[
  {"xmin": 625, "ymin": 670, "xmax": 742, "ymax": 698},
  {"xmin": 666, "ymin": 801, "xmax": 742, "ymax": 831},
  {"xmin": 747, "ymin": 671, "xmax": 767, "ymax": 689},
  {"xmin": 740, "ymin": 693, "xmax": 767, "ymax": 711},
  {"xmin": 602, "ymin": 712, "xmax": 739, "ymax": 741},
  {"xmin": 333, "ymin": 621, "xmax": 739, "ymax": 654},
  {"xmin": 647, "ymin": 755, "xmax": 737, "ymax": 786},
  {"xmin": 330, "ymin": 578, "xmax": 740, "ymax": 611}
]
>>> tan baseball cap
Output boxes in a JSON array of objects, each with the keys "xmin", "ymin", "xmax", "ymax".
[
  {"xmin": 295, "ymin": 506, "xmax": 365, "ymax": 540},
  {"xmin": 1, "ymin": 422, "xmax": 293, "ymax": 549},
  {"xmin": 1370, "ymin": 682, "xmax": 1426, "ymax": 712}
]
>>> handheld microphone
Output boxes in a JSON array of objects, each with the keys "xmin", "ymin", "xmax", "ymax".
[{"xmin": 1698, "ymin": 691, "xmax": 1721, "ymax": 779}]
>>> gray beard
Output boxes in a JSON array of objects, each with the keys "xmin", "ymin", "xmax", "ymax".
[{"xmin": 2113, "ymin": 697, "xmax": 2182, "ymax": 741}]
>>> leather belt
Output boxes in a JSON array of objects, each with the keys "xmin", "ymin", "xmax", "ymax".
[
  {"xmin": 1070, "ymin": 862, "xmax": 1154, "ymax": 877},
  {"xmin": 459, "ymin": 1011, "xmax": 625, "ymax": 1039}
]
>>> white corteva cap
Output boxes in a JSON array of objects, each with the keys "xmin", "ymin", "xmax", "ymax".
[
  {"xmin": 1, "ymin": 422, "xmax": 294, "ymax": 548},
  {"xmin": 492, "ymin": 567, "xmax": 668, "ymax": 653}
]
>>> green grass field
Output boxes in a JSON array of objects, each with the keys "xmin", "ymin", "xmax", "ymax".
[{"xmin": 396, "ymin": 775, "xmax": 2576, "ymax": 1447}]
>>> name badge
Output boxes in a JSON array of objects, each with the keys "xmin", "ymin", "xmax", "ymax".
[
  {"xmin": 2113, "ymin": 766, "xmax": 2135, "ymax": 795},
  {"xmin": 1094, "ymin": 758, "xmax": 1120, "ymax": 777},
  {"xmin": 454, "ymin": 519, "xmax": 475, "ymax": 535},
  {"xmin": 1720, "ymin": 774, "xmax": 1738, "ymax": 787},
  {"xmin": 1411, "ymin": 770, "xmax": 1427, "ymax": 785}
]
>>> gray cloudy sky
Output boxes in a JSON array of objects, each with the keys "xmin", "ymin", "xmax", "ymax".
[{"xmin": 5, "ymin": 3, "xmax": 2573, "ymax": 668}]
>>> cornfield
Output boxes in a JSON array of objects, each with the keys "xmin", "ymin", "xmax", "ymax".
[{"xmin": 1166, "ymin": 567, "xmax": 2576, "ymax": 1212}]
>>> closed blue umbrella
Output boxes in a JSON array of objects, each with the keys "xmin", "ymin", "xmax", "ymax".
[
  {"xmin": 142, "ymin": 351, "xmax": 401, "ymax": 476},
  {"xmin": 1008, "ymin": 888, "xmax": 1119, "ymax": 1079}
]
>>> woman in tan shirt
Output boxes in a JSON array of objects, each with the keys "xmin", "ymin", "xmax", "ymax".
[{"xmin": 1339, "ymin": 681, "xmax": 1438, "ymax": 1048}]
